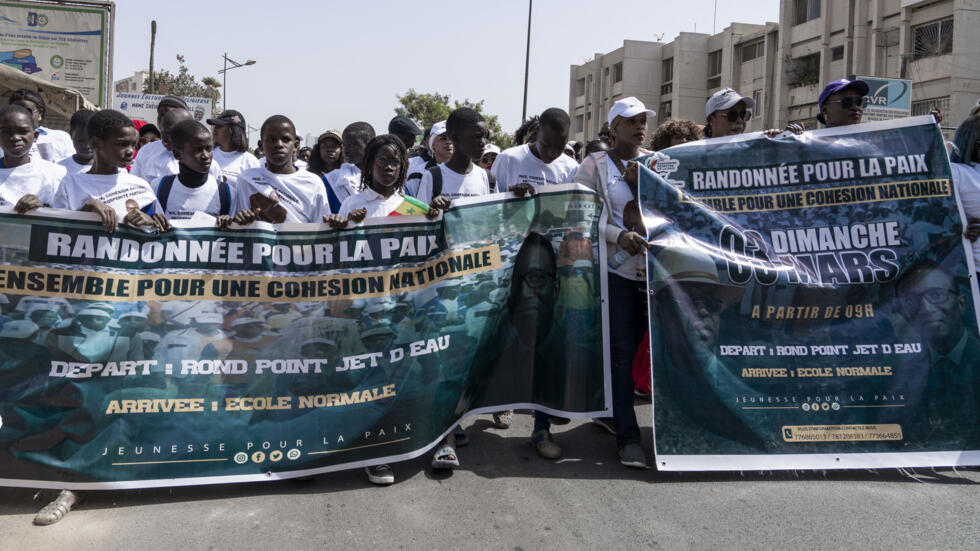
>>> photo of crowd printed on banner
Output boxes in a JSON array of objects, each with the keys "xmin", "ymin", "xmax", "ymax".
[
  {"xmin": 0, "ymin": 185, "xmax": 609, "ymax": 489},
  {"xmin": 639, "ymin": 116, "xmax": 980, "ymax": 471}
]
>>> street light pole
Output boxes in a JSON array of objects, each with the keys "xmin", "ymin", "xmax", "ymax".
[
  {"xmin": 521, "ymin": 0, "xmax": 533, "ymax": 123},
  {"xmin": 218, "ymin": 53, "xmax": 256, "ymax": 112}
]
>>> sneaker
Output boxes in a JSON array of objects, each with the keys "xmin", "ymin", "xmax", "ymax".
[
  {"xmin": 365, "ymin": 464, "xmax": 394, "ymax": 485},
  {"xmin": 530, "ymin": 429, "xmax": 561, "ymax": 459},
  {"xmin": 591, "ymin": 417, "xmax": 616, "ymax": 435},
  {"xmin": 619, "ymin": 443, "xmax": 648, "ymax": 469},
  {"xmin": 492, "ymin": 410, "xmax": 513, "ymax": 429}
]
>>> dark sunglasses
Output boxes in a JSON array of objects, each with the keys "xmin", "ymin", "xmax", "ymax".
[{"xmin": 721, "ymin": 109, "xmax": 752, "ymax": 123}]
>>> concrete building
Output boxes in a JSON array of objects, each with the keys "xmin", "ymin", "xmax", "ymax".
[
  {"xmin": 569, "ymin": 0, "xmax": 978, "ymax": 143},
  {"xmin": 113, "ymin": 70, "xmax": 150, "ymax": 94}
]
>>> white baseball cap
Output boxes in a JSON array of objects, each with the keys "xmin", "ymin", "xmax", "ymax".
[
  {"xmin": 607, "ymin": 96, "xmax": 656, "ymax": 126},
  {"xmin": 482, "ymin": 144, "xmax": 500, "ymax": 156},
  {"xmin": 0, "ymin": 320, "xmax": 38, "ymax": 339},
  {"xmin": 428, "ymin": 120, "xmax": 448, "ymax": 148},
  {"xmin": 194, "ymin": 312, "xmax": 223, "ymax": 324},
  {"xmin": 705, "ymin": 88, "xmax": 756, "ymax": 118}
]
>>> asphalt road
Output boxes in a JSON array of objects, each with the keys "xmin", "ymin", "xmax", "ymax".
[{"xmin": 1, "ymin": 402, "xmax": 977, "ymax": 550}]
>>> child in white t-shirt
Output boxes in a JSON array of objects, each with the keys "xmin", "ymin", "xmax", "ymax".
[
  {"xmin": 150, "ymin": 120, "xmax": 236, "ymax": 223},
  {"xmin": 51, "ymin": 109, "xmax": 169, "ymax": 233},
  {"xmin": 6, "ymin": 88, "xmax": 74, "ymax": 162},
  {"xmin": 0, "ymin": 105, "xmax": 65, "ymax": 212},
  {"xmin": 232, "ymin": 115, "xmax": 330, "ymax": 224},
  {"xmin": 58, "ymin": 109, "xmax": 96, "ymax": 175},
  {"xmin": 141, "ymin": 108, "xmax": 223, "ymax": 185},
  {"xmin": 415, "ymin": 108, "xmax": 491, "ymax": 208},
  {"xmin": 327, "ymin": 134, "xmax": 422, "ymax": 228},
  {"xmin": 207, "ymin": 109, "xmax": 260, "ymax": 182}
]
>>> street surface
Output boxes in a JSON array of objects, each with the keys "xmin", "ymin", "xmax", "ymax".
[{"xmin": 1, "ymin": 402, "xmax": 977, "ymax": 550}]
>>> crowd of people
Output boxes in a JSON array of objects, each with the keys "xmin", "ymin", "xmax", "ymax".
[{"xmin": 2, "ymin": 77, "xmax": 979, "ymax": 525}]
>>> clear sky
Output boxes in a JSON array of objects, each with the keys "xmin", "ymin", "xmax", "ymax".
[{"xmin": 110, "ymin": 0, "xmax": 779, "ymax": 145}]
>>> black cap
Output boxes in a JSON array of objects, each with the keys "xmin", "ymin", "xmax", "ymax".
[
  {"xmin": 207, "ymin": 109, "xmax": 246, "ymax": 130},
  {"xmin": 158, "ymin": 94, "xmax": 189, "ymax": 110},
  {"xmin": 388, "ymin": 116, "xmax": 423, "ymax": 136}
]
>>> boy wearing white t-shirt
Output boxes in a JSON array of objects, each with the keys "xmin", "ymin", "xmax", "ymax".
[
  {"xmin": 416, "ymin": 108, "xmax": 490, "ymax": 207},
  {"xmin": 6, "ymin": 88, "xmax": 74, "ymax": 163},
  {"xmin": 492, "ymin": 108, "xmax": 578, "ymax": 194},
  {"xmin": 233, "ymin": 115, "xmax": 330, "ymax": 225},
  {"xmin": 58, "ymin": 109, "xmax": 96, "ymax": 175},
  {"xmin": 51, "ymin": 110, "xmax": 169, "ymax": 233},
  {"xmin": 0, "ymin": 105, "xmax": 65, "ymax": 212},
  {"xmin": 150, "ymin": 120, "xmax": 236, "ymax": 222}
]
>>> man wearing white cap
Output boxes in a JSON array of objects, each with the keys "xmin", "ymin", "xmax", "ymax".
[
  {"xmin": 209, "ymin": 317, "xmax": 279, "ymax": 365},
  {"xmin": 405, "ymin": 121, "xmax": 453, "ymax": 197},
  {"xmin": 492, "ymin": 108, "xmax": 579, "ymax": 196},
  {"xmin": 46, "ymin": 308, "xmax": 143, "ymax": 363}
]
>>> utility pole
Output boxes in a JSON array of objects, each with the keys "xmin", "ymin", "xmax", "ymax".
[
  {"xmin": 148, "ymin": 20, "xmax": 156, "ymax": 93},
  {"xmin": 521, "ymin": 0, "xmax": 533, "ymax": 123}
]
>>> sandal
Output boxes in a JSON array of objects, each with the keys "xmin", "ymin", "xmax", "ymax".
[
  {"xmin": 33, "ymin": 490, "xmax": 78, "ymax": 526},
  {"xmin": 430, "ymin": 445, "xmax": 459, "ymax": 469}
]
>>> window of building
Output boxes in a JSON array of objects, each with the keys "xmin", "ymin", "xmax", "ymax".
[
  {"xmin": 707, "ymin": 50, "xmax": 722, "ymax": 89},
  {"xmin": 586, "ymin": 74, "xmax": 593, "ymax": 101},
  {"xmin": 913, "ymin": 17, "xmax": 954, "ymax": 59},
  {"xmin": 574, "ymin": 114, "xmax": 584, "ymax": 133},
  {"xmin": 659, "ymin": 101, "xmax": 672, "ymax": 125},
  {"xmin": 741, "ymin": 41, "xmax": 765, "ymax": 63},
  {"xmin": 575, "ymin": 78, "xmax": 585, "ymax": 97},
  {"xmin": 793, "ymin": 0, "xmax": 821, "ymax": 25},
  {"xmin": 613, "ymin": 62, "xmax": 623, "ymax": 83},
  {"xmin": 752, "ymin": 90, "xmax": 762, "ymax": 112},
  {"xmin": 911, "ymin": 96, "xmax": 950, "ymax": 117},
  {"xmin": 661, "ymin": 57, "xmax": 673, "ymax": 95},
  {"xmin": 787, "ymin": 52, "xmax": 820, "ymax": 87},
  {"xmin": 830, "ymin": 45, "xmax": 844, "ymax": 61}
]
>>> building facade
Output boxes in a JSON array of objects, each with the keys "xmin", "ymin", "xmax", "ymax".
[
  {"xmin": 113, "ymin": 70, "xmax": 150, "ymax": 94},
  {"xmin": 569, "ymin": 0, "xmax": 977, "ymax": 144}
]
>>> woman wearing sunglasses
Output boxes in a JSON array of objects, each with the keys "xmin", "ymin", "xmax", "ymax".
[
  {"xmin": 704, "ymin": 88, "xmax": 804, "ymax": 138},
  {"xmin": 816, "ymin": 79, "xmax": 870, "ymax": 127}
]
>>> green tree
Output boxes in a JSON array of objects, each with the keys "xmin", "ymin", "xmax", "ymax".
[
  {"xmin": 395, "ymin": 89, "xmax": 514, "ymax": 149},
  {"xmin": 144, "ymin": 55, "xmax": 222, "ymax": 109}
]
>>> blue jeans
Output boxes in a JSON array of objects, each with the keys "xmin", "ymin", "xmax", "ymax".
[{"xmin": 607, "ymin": 273, "xmax": 645, "ymax": 447}]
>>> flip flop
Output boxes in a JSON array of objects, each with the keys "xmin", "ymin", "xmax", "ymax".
[
  {"xmin": 430, "ymin": 445, "xmax": 459, "ymax": 469},
  {"xmin": 33, "ymin": 490, "xmax": 78, "ymax": 526}
]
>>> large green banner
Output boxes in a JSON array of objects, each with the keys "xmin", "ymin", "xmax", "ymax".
[
  {"xmin": 640, "ymin": 117, "xmax": 980, "ymax": 470},
  {"xmin": 0, "ymin": 185, "xmax": 609, "ymax": 489}
]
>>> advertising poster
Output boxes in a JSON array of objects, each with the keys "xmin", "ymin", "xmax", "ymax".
[
  {"xmin": 855, "ymin": 75, "xmax": 913, "ymax": 122},
  {"xmin": 0, "ymin": 1, "xmax": 110, "ymax": 106},
  {"xmin": 640, "ymin": 117, "xmax": 980, "ymax": 470},
  {"xmin": 0, "ymin": 186, "xmax": 609, "ymax": 489}
]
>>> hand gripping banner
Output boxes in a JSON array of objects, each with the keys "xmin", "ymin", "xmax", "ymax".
[
  {"xmin": 0, "ymin": 185, "xmax": 610, "ymax": 489},
  {"xmin": 639, "ymin": 117, "xmax": 980, "ymax": 470}
]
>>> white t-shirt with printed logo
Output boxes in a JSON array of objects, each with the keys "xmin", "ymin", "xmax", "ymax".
[
  {"xmin": 491, "ymin": 144, "xmax": 579, "ymax": 192},
  {"xmin": 212, "ymin": 149, "xmax": 260, "ymax": 182},
  {"xmin": 415, "ymin": 163, "xmax": 490, "ymax": 204},
  {"xmin": 0, "ymin": 157, "xmax": 65, "ymax": 207},
  {"xmin": 53, "ymin": 171, "xmax": 162, "ymax": 219},
  {"xmin": 235, "ymin": 166, "xmax": 330, "ymax": 223},
  {"xmin": 130, "ymin": 140, "xmax": 166, "ymax": 180},
  {"xmin": 150, "ymin": 174, "xmax": 237, "ymax": 220},
  {"xmin": 58, "ymin": 156, "xmax": 92, "ymax": 175}
]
